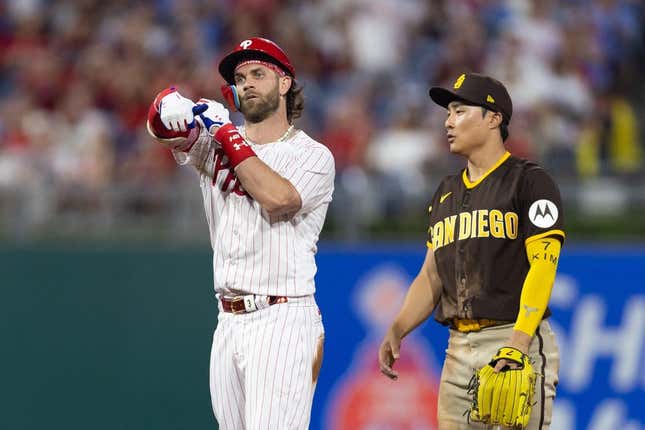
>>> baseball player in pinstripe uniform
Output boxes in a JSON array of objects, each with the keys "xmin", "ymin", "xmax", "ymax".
[
  {"xmin": 146, "ymin": 37, "xmax": 334, "ymax": 429},
  {"xmin": 378, "ymin": 73, "xmax": 563, "ymax": 429}
]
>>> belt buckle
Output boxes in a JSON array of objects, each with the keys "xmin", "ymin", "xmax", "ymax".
[
  {"xmin": 231, "ymin": 296, "xmax": 246, "ymax": 314},
  {"xmin": 454, "ymin": 318, "xmax": 481, "ymax": 333}
]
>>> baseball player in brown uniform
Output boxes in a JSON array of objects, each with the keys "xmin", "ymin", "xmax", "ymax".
[{"xmin": 378, "ymin": 73, "xmax": 564, "ymax": 429}]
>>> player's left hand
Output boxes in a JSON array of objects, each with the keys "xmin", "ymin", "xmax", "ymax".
[
  {"xmin": 158, "ymin": 89, "xmax": 198, "ymax": 132},
  {"xmin": 468, "ymin": 347, "xmax": 537, "ymax": 428},
  {"xmin": 193, "ymin": 99, "xmax": 231, "ymax": 135},
  {"xmin": 494, "ymin": 331, "xmax": 531, "ymax": 372}
]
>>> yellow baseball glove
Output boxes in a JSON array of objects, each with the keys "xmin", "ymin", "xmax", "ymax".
[{"xmin": 467, "ymin": 347, "xmax": 537, "ymax": 429}]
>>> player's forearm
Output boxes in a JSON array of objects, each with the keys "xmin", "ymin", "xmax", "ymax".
[
  {"xmin": 505, "ymin": 330, "xmax": 533, "ymax": 354},
  {"xmin": 210, "ymin": 123, "xmax": 301, "ymax": 217},
  {"xmin": 392, "ymin": 272, "xmax": 439, "ymax": 339},
  {"xmin": 513, "ymin": 237, "xmax": 561, "ymax": 338},
  {"xmin": 234, "ymin": 157, "xmax": 301, "ymax": 216}
]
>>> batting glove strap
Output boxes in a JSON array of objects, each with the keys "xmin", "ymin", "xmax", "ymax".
[
  {"xmin": 490, "ymin": 347, "xmax": 526, "ymax": 367},
  {"xmin": 214, "ymin": 123, "xmax": 256, "ymax": 168}
]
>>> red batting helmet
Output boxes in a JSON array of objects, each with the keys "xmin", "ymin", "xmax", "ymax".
[{"xmin": 218, "ymin": 37, "xmax": 296, "ymax": 85}]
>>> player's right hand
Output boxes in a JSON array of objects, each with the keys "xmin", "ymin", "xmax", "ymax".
[
  {"xmin": 158, "ymin": 88, "xmax": 197, "ymax": 132},
  {"xmin": 378, "ymin": 327, "xmax": 402, "ymax": 380},
  {"xmin": 193, "ymin": 99, "xmax": 231, "ymax": 135}
]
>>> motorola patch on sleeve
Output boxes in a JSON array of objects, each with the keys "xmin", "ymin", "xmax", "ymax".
[{"xmin": 528, "ymin": 199, "xmax": 559, "ymax": 228}]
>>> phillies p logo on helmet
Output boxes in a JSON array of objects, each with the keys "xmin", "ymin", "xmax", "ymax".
[{"xmin": 219, "ymin": 37, "xmax": 296, "ymax": 84}]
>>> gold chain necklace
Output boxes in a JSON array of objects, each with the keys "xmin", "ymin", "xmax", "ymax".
[{"xmin": 241, "ymin": 125, "xmax": 294, "ymax": 145}]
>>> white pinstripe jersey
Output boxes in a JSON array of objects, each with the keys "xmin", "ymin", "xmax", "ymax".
[{"xmin": 177, "ymin": 126, "xmax": 335, "ymax": 298}]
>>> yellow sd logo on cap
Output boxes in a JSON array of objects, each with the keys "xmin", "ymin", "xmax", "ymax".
[{"xmin": 453, "ymin": 74, "xmax": 466, "ymax": 89}]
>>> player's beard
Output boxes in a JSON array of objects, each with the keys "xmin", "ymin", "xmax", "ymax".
[{"xmin": 240, "ymin": 83, "xmax": 280, "ymax": 124}]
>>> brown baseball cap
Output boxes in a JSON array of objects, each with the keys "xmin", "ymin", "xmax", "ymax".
[{"xmin": 429, "ymin": 73, "xmax": 513, "ymax": 124}]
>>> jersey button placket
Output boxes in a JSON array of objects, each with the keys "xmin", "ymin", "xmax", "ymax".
[
  {"xmin": 230, "ymin": 199, "xmax": 242, "ymax": 258},
  {"xmin": 456, "ymin": 189, "xmax": 471, "ymax": 316}
]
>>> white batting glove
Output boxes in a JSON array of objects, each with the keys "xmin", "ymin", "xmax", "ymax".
[
  {"xmin": 193, "ymin": 99, "xmax": 231, "ymax": 135},
  {"xmin": 159, "ymin": 90, "xmax": 197, "ymax": 132}
]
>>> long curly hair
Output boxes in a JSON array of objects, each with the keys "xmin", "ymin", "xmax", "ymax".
[{"xmin": 286, "ymin": 81, "xmax": 304, "ymax": 124}]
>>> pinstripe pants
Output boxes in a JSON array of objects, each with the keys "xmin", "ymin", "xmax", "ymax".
[
  {"xmin": 437, "ymin": 320, "xmax": 559, "ymax": 430},
  {"xmin": 209, "ymin": 296, "xmax": 324, "ymax": 430}
]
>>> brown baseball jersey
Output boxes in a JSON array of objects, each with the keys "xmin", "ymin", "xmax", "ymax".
[{"xmin": 426, "ymin": 152, "xmax": 565, "ymax": 325}]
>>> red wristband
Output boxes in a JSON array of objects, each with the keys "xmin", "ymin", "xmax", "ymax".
[{"xmin": 214, "ymin": 123, "xmax": 256, "ymax": 168}]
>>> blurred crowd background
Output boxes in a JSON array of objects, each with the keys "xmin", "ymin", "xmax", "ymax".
[{"xmin": 1, "ymin": 0, "xmax": 644, "ymax": 243}]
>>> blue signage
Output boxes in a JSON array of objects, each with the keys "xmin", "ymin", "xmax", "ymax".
[{"xmin": 311, "ymin": 244, "xmax": 645, "ymax": 430}]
